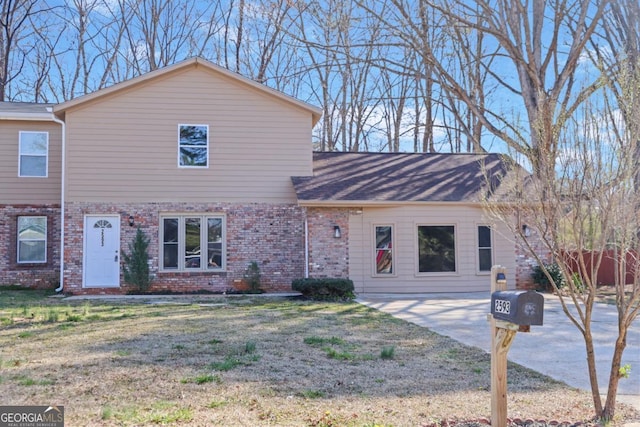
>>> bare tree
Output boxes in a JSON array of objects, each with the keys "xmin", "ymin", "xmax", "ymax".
[
  {"xmin": 0, "ymin": 0, "xmax": 55, "ymax": 101},
  {"xmin": 123, "ymin": 0, "xmax": 219, "ymax": 74},
  {"xmin": 486, "ymin": 84, "xmax": 640, "ymax": 420},
  {"xmin": 362, "ymin": 0, "xmax": 607, "ymax": 172},
  {"xmin": 362, "ymin": 0, "xmax": 640, "ymax": 420},
  {"xmin": 593, "ymin": 0, "xmax": 640, "ymax": 186}
]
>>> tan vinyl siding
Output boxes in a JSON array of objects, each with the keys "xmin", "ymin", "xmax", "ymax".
[
  {"xmin": 0, "ymin": 120, "xmax": 61, "ymax": 204},
  {"xmin": 64, "ymin": 66, "xmax": 313, "ymax": 203},
  {"xmin": 349, "ymin": 205, "xmax": 517, "ymax": 293}
]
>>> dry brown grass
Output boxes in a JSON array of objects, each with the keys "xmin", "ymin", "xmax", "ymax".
[{"xmin": 0, "ymin": 289, "xmax": 637, "ymax": 426}]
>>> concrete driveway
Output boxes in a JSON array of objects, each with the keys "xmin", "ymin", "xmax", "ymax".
[{"xmin": 357, "ymin": 292, "xmax": 640, "ymax": 410}]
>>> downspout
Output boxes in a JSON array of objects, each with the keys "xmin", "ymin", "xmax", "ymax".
[
  {"xmin": 304, "ymin": 218, "xmax": 309, "ymax": 278},
  {"xmin": 48, "ymin": 108, "xmax": 65, "ymax": 293}
]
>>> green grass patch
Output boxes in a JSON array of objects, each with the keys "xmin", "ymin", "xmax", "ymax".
[
  {"xmin": 17, "ymin": 331, "xmax": 34, "ymax": 339},
  {"xmin": 209, "ymin": 356, "xmax": 242, "ymax": 371},
  {"xmin": 303, "ymin": 336, "xmax": 345, "ymax": 346},
  {"xmin": 45, "ymin": 308, "xmax": 59, "ymax": 323},
  {"xmin": 65, "ymin": 313, "xmax": 83, "ymax": 322},
  {"xmin": 181, "ymin": 374, "xmax": 221, "ymax": 384},
  {"xmin": 115, "ymin": 402, "xmax": 193, "ymax": 424},
  {"xmin": 380, "ymin": 345, "xmax": 395, "ymax": 360},
  {"xmin": 299, "ymin": 389, "xmax": 325, "ymax": 399},
  {"xmin": 101, "ymin": 406, "xmax": 113, "ymax": 420},
  {"xmin": 323, "ymin": 346, "xmax": 356, "ymax": 361},
  {"xmin": 244, "ymin": 340, "xmax": 256, "ymax": 354},
  {"xmin": 15, "ymin": 376, "xmax": 54, "ymax": 386},
  {"xmin": 207, "ymin": 400, "xmax": 227, "ymax": 409}
]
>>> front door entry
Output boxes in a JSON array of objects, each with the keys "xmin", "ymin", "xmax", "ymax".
[{"xmin": 83, "ymin": 215, "xmax": 120, "ymax": 287}]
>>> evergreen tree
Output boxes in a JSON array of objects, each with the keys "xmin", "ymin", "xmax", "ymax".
[{"xmin": 123, "ymin": 227, "xmax": 152, "ymax": 292}]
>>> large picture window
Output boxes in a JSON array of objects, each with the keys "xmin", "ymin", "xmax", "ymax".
[
  {"xmin": 478, "ymin": 225, "xmax": 493, "ymax": 272},
  {"xmin": 161, "ymin": 215, "xmax": 224, "ymax": 271},
  {"xmin": 17, "ymin": 216, "xmax": 47, "ymax": 263},
  {"xmin": 418, "ymin": 225, "xmax": 456, "ymax": 273},
  {"xmin": 178, "ymin": 124, "xmax": 208, "ymax": 167},
  {"xmin": 374, "ymin": 225, "xmax": 393, "ymax": 275},
  {"xmin": 19, "ymin": 131, "xmax": 48, "ymax": 177}
]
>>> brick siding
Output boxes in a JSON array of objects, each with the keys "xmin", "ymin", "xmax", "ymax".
[
  {"xmin": 306, "ymin": 207, "xmax": 349, "ymax": 279},
  {"xmin": 62, "ymin": 202, "xmax": 307, "ymax": 295},
  {"xmin": 515, "ymin": 227, "xmax": 552, "ymax": 289}
]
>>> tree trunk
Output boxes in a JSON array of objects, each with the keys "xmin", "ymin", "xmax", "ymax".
[
  {"xmin": 603, "ymin": 325, "xmax": 628, "ymax": 419},
  {"xmin": 583, "ymin": 323, "xmax": 604, "ymax": 415}
]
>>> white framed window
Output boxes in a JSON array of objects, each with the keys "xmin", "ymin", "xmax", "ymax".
[
  {"xmin": 160, "ymin": 214, "xmax": 225, "ymax": 271},
  {"xmin": 178, "ymin": 124, "xmax": 208, "ymax": 168},
  {"xmin": 477, "ymin": 225, "xmax": 493, "ymax": 272},
  {"xmin": 374, "ymin": 225, "xmax": 394, "ymax": 275},
  {"xmin": 417, "ymin": 225, "xmax": 456, "ymax": 273},
  {"xmin": 17, "ymin": 216, "xmax": 47, "ymax": 263},
  {"xmin": 19, "ymin": 131, "xmax": 48, "ymax": 177}
]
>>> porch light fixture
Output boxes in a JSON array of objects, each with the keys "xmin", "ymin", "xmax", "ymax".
[
  {"xmin": 496, "ymin": 272, "xmax": 506, "ymax": 284},
  {"xmin": 334, "ymin": 225, "xmax": 341, "ymax": 238},
  {"xmin": 128, "ymin": 215, "xmax": 135, "ymax": 227},
  {"xmin": 522, "ymin": 224, "xmax": 531, "ymax": 237}
]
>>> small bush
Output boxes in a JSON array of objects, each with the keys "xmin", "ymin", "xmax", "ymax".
[
  {"xmin": 291, "ymin": 278, "xmax": 355, "ymax": 300},
  {"xmin": 380, "ymin": 345, "xmax": 395, "ymax": 360},
  {"xmin": 532, "ymin": 263, "xmax": 565, "ymax": 292},
  {"xmin": 243, "ymin": 261, "xmax": 262, "ymax": 293}
]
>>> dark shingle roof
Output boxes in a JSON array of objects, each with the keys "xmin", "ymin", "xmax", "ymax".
[
  {"xmin": 0, "ymin": 101, "xmax": 53, "ymax": 114},
  {"xmin": 292, "ymin": 152, "xmax": 512, "ymax": 204}
]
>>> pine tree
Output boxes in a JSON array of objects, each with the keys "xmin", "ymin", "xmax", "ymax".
[{"xmin": 123, "ymin": 227, "xmax": 151, "ymax": 292}]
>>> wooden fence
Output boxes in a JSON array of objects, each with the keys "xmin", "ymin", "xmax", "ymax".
[{"xmin": 563, "ymin": 250, "xmax": 638, "ymax": 286}]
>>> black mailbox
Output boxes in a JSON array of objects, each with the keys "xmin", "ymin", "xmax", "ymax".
[{"xmin": 491, "ymin": 290, "xmax": 544, "ymax": 326}]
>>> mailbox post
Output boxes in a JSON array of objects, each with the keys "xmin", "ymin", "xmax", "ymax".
[{"xmin": 489, "ymin": 265, "xmax": 544, "ymax": 427}]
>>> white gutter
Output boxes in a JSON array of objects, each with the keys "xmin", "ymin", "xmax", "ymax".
[
  {"xmin": 0, "ymin": 113, "xmax": 54, "ymax": 121},
  {"xmin": 47, "ymin": 108, "xmax": 65, "ymax": 293}
]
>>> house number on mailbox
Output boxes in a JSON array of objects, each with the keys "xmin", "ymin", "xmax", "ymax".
[{"xmin": 494, "ymin": 299, "xmax": 511, "ymax": 315}]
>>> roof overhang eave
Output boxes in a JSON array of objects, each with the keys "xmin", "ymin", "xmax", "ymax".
[
  {"xmin": 0, "ymin": 112, "xmax": 54, "ymax": 121},
  {"xmin": 296, "ymin": 199, "xmax": 486, "ymax": 208}
]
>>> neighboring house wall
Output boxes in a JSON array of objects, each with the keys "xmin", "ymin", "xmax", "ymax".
[
  {"xmin": 347, "ymin": 205, "xmax": 517, "ymax": 293},
  {"xmin": 0, "ymin": 120, "xmax": 62, "ymax": 204},
  {"xmin": 0, "ymin": 120, "xmax": 62, "ymax": 287},
  {"xmin": 0, "ymin": 205, "xmax": 61, "ymax": 288}
]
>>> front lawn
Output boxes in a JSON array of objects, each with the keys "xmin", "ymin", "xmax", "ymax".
[{"xmin": 0, "ymin": 288, "xmax": 635, "ymax": 426}]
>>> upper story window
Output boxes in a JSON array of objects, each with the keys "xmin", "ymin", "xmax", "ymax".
[
  {"xmin": 178, "ymin": 124, "xmax": 208, "ymax": 168},
  {"xmin": 17, "ymin": 216, "xmax": 47, "ymax": 263},
  {"xmin": 19, "ymin": 131, "xmax": 48, "ymax": 177},
  {"xmin": 417, "ymin": 225, "xmax": 456, "ymax": 273},
  {"xmin": 478, "ymin": 225, "xmax": 493, "ymax": 272},
  {"xmin": 374, "ymin": 225, "xmax": 393, "ymax": 275}
]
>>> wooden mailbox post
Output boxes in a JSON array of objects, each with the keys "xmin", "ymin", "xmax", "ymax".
[{"xmin": 489, "ymin": 265, "xmax": 544, "ymax": 427}]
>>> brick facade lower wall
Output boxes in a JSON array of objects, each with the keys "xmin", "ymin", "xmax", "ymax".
[
  {"xmin": 306, "ymin": 207, "xmax": 349, "ymax": 279},
  {"xmin": 0, "ymin": 205, "xmax": 61, "ymax": 288},
  {"xmin": 63, "ymin": 202, "xmax": 307, "ymax": 295}
]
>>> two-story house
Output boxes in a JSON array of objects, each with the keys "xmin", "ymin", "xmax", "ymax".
[{"xmin": 0, "ymin": 57, "xmax": 532, "ymax": 295}]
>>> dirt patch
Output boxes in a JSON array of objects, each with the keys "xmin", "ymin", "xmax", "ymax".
[{"xmin": 0, "ymin": 292, "xmax": 637, "ymax": 426}]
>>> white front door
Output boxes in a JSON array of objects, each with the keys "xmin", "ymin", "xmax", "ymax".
[{"xmin": 83, "ymin": 215, "xmax": 121, "ymax": 288}]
